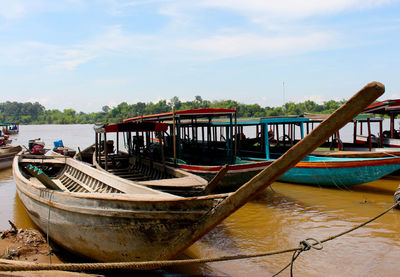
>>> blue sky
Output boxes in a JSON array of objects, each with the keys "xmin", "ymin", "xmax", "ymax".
[{"xmin": 1, "ymin": 0, "xmax": 400, "ymax": 112}]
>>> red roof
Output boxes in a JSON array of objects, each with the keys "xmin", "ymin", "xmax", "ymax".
[
  {"xmin": 123, "ymin": 108, "xmax": 236, "ymax": 122},
  {"xmin": 363, "ymin": 99, "xmax": 400, "ymax": 114},
  {"xmin": 97, "ymin": 121, "xmax": 168, "ymax": 133}
]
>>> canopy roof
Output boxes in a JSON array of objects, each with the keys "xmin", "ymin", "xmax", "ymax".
[
  {"xmin": 123, "ymin": 108, "xmax": 236, "ymax": 122},
  {"xmin": 95, "ymin": 121, "xmax": 168, "ymax": 133},
  {"xmin": 363, "ymin": 99, "xmax": 400, "ymax": 115},
  {"xmin": 0, "ymin": 122, "xmax": 19, "ymax": 126},
  {"xmin": 303, "ymin": 113, "xmax": 382, "ymax": 122}
]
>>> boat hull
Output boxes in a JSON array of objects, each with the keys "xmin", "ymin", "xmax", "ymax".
[
  {"xmin": 174, "ymin": 156, "xmax": 400, "ymax": 188},
  {"xmin": 383, "ymin": 138, "xmax": 400, "ymax": 148},
  {"xmin": 13, "ymin": 154, "xmax": 226, "ymax": 262}
]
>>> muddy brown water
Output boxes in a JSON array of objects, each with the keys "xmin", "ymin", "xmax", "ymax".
[{"xmin": 1, "ymin": 124, "xmax": 400, "ymax": 276}]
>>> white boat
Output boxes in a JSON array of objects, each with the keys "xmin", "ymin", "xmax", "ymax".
[{"xmin": 13, "ymin": 152, "xmax": 228, "ymax": 262}]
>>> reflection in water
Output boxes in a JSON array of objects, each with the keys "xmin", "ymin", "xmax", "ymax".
[
  {"xmin": 1, "ymin": 125, "xmax": 400, "ymax": 276},
  {"xmin": 13, "ymin": 194, "xmax": 35, "ymax": 229}
]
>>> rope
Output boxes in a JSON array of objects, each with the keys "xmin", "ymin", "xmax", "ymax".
[
  {"xmin": 46, "ymin": 191, "xmax": 54, "ymax": 264},
  {"xmin": 0, "ymin": 201, "xmax": 398, "ymax": 273},
  {"xmin": 272, "ymin": 200, "xmax": 400, "ymax": 276},
  {"xmin": 272, "ymin": 238, "xmax": 323, "ymax": 277}
]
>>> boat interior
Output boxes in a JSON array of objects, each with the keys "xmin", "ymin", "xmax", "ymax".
[{"xmin": 19, "ymin": 154, "xmax": 125, "ymax": 193}]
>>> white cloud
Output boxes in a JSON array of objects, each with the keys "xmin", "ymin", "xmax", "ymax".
[
  {"xmin": 198, "ymin": 0, "xmax": 393, "ymax": 21},
  {"xmin": 27, "ymin": 97, "xmax": 50, "ymax": 105},
  {"xmin": 0, "ymin": 0, "xmax": 395, "ymax": 70},
  {"xmin": 294, "ymin": 94, "xmax": 327, "ymax": 104},
  {"xmin": 178, "ymin": 31, "xmax": 338, "ymax": 59},
  {"xmin": 0, "ymin": 0, "xmax": 86, "ymax": 19}
]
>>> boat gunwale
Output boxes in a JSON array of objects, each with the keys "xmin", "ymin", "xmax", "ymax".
[{"xmin": 14, "ymin": 152, "xmax": 230, "ymax": 203}]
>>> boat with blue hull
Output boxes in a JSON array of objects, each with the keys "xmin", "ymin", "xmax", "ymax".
[
  {"xmin": 270, "ymin": 155, "xmax": 400, "ymax": 186},
  {"xmin": 121, "ymin": 110, "xmax": 400, "ymax": 189}
]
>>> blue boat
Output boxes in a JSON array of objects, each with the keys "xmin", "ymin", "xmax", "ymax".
[{"xmin": 121, "ymin": 110, "xmax": 400, "ymax": 189}]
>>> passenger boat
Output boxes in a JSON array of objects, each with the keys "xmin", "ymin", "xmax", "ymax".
[
  {"xmin": 80, "ymin": 121, "xmax": 213, "ymax": 196},
  {"xmin": 2, "ymin": 122, "xmax": 19, "ymax": 135},
  {"xmin": 12, "ymin": 81, "xmax": 385, "ymax": 263},
  {"xmin": 363, "ymin": 99, "xmax": 400, "ymax": 147},
  {"xmin": 123, "ymin": 111, "xmax": 400, "ymax": 189},
  {"xmin": 304, "ymin": 113, "xmax": 384, "ymax": 151}
]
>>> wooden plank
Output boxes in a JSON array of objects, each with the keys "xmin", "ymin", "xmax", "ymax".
[
  {"xmin": 63, "ymin": 172, "xmax": 94, "ymax": 193},
  {"xmin": 52, "ymin": 179, "xmax": 70, "ymax": 192}
]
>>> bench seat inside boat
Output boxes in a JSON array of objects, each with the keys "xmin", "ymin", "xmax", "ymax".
[{"xmin": 137, "ymin": 176, "xmax": 206, "ymax": 188}]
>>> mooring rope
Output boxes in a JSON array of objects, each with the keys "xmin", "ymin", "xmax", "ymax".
[
  {"xmin": 0, "ymin": 201, "xmax": 398, "ymax": 273},
  {"xmin": 46, "ymin": 190, "xmax": 54, "ymax": 265},
  {"xmin": 272, "ymin": 200, "xmax": 400, "ymax": 277},
  {"xmin": 272, "ymin": 238, "xmax": 323, "ymax": 277}
]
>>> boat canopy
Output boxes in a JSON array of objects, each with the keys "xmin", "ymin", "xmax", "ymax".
[
  {"xmin": 123, "ymin": 108, "xmax": 236, "ymax": 122},
  {"xmin": 363, "ymin": 99, "xmax": 400, "ymax": 115},
  {"xmin": 95, "ymin": 121, "xmax": 168, "ymax": 133}
]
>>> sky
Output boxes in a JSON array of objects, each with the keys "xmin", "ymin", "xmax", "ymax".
[{"xmin": 1, "ymin": 0, "xmax": 400, "ymax": 112}]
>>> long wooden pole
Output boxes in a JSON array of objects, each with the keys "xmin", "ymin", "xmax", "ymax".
[
  {"xmin": 172, "ymin": 108, "xmax": 177, "ymax": 166},
  {"xmin": 167, "ymin": 81, "xmax": 385, "ymax": 259}
]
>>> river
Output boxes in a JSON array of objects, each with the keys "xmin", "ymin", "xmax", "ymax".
[{"xmin": 2, "ymin": 124, "xmax": 400, "ymax": 276}]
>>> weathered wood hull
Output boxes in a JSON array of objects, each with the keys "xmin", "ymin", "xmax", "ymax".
[{"xmin": 13, "ymin": 153, "xmax": 227, "ymax": 262}]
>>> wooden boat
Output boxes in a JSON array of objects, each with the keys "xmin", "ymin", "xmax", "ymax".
[
  {"xmin": 2, "ymin": 122, "xmax": 19, "ymax": 135},
  {"xmin": 304, "ymin": 113, "xmax": 385, "ymax": 151},
  {"xmin": 123, "ymin": 111, "xmax": 400, "ymax": 189},
  {"xmin": 52, "ymin": 140, "xmax": 77, "ymax": 157},
  {"xmin": 82, "ymin": 122, "xmax": 213, "ymax": 196},
  {"xmin": 0, "ymin": 130, "xmax": 22, "ymax": 170},
  {"xmin": 12, "ymin": 81, "xmax": 385, "ymax": 263},
  {"xmin": 0, "ymin": 145, "xmax": 22, "ymax": 170},
  {"xmin": 14, "ymin": 152, "xmax": 224, "ymax": 262}
]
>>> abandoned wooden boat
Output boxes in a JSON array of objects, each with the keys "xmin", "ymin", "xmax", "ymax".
[
  {"xmin": 13, "ymin": 152, "xmax": 228, "ymax": 262},
  {"xmin": 13, "ymin": 82, "xmax": 385, "ymax": 263}
]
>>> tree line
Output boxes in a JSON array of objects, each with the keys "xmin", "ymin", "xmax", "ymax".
[{"xmin": 0, "ymin": 96, "xmax": 346, "ymax": 125}]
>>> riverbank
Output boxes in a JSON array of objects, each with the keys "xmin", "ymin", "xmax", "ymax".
[
  {"xmin": 0, "ymin": 221, "xmax": 61, "ymax": 264},
  {"xmin": 0, "ymin": 221, "xmax": 100, "ymax": 277}
]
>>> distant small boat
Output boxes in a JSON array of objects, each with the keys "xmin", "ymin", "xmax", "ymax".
[
  {"xmin": 2, "ymin": 122, "xmax": 19, "ymax": 135},
  {"xmin": 0, "ymin": 145, "xmax": 22, "ymax": 170},
  {"xmin": 0, "ymin": 131, "xmax": 21, "ymax": 170}
]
